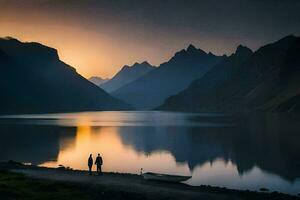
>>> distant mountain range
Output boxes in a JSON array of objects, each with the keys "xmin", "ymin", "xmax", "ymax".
[
  {"xmin": 0, "ymin": 37, "xmax": 130, "ymax": 114},
  {"xmin": 1, "ymin": 35, "xmax": 300, "ymax": 114},
  {"xmin": 100, "ymin": 61, "xmax": 155, "ymax": 93},
  {"xmin": 88, "ymin": 76, "xmax": 109, "ymax": 86},
  {"xmin": 158, "ymin": 35, "xmax": 300, "ymax": 113},
  {"xmin": 112, "ymin": 45, "xmax": 224, "ymax": 109}
]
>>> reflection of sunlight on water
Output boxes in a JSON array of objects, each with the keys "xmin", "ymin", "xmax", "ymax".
[
  {"xmin": 6, "ymin": 111, "xmax": 299, "ymax": 195},
  {"xmin": 43, "ymin": 129, "xmax": 300, "ymax": 195},
  {"xmin": 41, "ymin": 125, "xmax": 190, "ymax": 176},
  {"xmin": 1, "ymin": 111, "xmax": 234, "ymax": 127}
]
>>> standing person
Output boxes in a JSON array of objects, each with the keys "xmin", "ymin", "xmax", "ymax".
[
  {"xmin": 95, "ymin": 153, "xmax": 103, "ymax": 175},
  {"xmin": 88, "ymin": 154, "xmax": 93, "ymax": 175}
]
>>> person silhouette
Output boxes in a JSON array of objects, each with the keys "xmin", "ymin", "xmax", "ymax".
[
  {"xmin": 88, "ymin": 154, "xmax": 93, "ymax": 175},
  {"xmin": 95, "ymin": 153, "xmax": 103, "ymax": 175}
]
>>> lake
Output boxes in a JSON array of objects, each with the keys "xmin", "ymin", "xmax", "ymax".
[{"xmin": 0, "ymin": 111, "xmax": 299, "ymax": 195}]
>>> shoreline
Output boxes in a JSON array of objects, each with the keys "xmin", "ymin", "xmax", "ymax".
[{"xmin": 0, "ymin": 161, "xmax": 299, "ymax": 200}]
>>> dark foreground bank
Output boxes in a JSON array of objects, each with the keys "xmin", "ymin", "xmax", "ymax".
[{"xmin": 0, "ymin": 161, "xmax": 299, "ymax": 200}]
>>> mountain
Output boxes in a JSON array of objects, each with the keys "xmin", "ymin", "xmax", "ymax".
[
  {"xmin": 259, "ymin": 37, "xmax": 300, "ymax": 112},
  {"xmin": 158, "ymin": 35, "xmax": 300, "ymax": 112},
  {"xmin": 112, "ymin": 45, "xmax": 224, "ymax": 109},
  {"xmin": 88, "ymin": 76, "xmax": 109, "ymax": 86},
  {"xmin": 100, "ymin": 61, "xmax": 155, "ymax": 93},
  {"xmin": 158, "ymin": 45, "xmax": 253, "ymax": 111},
  {"xmin": 0, "ymin": 37, "xmax": 130, "ymax": 114}
]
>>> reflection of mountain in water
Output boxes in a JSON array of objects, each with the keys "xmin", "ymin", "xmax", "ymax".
[
  {"xmin": 1, "ymin": 113, "xmax": 299, "ymax": 182},
  {"xmin": 0, "ymin": 124, "xmax": 76, "ymax": 165},
  {"xmin": 118, "ymin": 114, "xmax": 300, "ymax": 181}
]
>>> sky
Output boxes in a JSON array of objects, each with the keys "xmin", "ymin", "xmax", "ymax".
[{"xmin": 0, "ymin": 0, "xmax": 300, "ymax": 78}]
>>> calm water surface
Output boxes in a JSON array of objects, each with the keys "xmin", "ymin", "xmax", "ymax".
[{"xmin": 0, "ymin": 111, "xmax": 300, "ymax": 195}]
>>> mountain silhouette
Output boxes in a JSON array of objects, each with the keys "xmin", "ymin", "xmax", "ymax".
[
  {"xmin": 159, "ymin": 35, "xmax": 300, "ymax": 112},
  {"xmin": 259, "ymin": 37, "xmax": 300, "ymax": 112},
  {"xmin": 0, "ymin": 37, "xmax": 131, "ymax": 114},
  {"xmin": 100, "ymin": 61, "xmax": 155, "ymax": 93},
  {"xmin": 89, "ymin": 76, "xmax": 109, "ymax": 86},
  {"xmin": 112, "ymin": 45, "xmax": 224, "ymax": 109},
  {"xmin": 158, "ymin": 44, "xmax": 253, "ymax": 111}
]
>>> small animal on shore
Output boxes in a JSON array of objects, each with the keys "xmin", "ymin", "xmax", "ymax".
[
  {"xmin": 95, "ymin": 153, "xmax": 103, "ymax": 175},
  {"xmin": 88, "ymin": 154, "xmax": 93, "ymax": 175}
]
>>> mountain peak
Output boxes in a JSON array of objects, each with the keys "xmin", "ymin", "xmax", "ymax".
[
  {"xmin": 187, "ymin": 44, "xmax": 197, "ymax": 52},
  {"xmin": 89, "ymin": 76, "xmax": 109, "ymax": 81},
  {"xmin": 235, "ymin": 45, "xmax": 253, "ymax": 56},
  {"xmin": 129, "ymin": 61, "xmax": 154, "ymax": 69},
  {"xmin": 0, "ymin": 37, "xmax": 59, "ymax": 61},
  {"xmin": 121, "ymin": 65, "xmax": 130, "ymax": 71},
  {"xmin": 140, "ymin": 61, "xmax": 151, "ymax": 66},
  {"xmin": 170, "ymin": 44, "xmax": 218, "ymax": 64},
  {"xmin": 186, "ymin": 44, "xmax": 208, "ymax": 56},
  {"xmin": 280, "ymin": 35, "xmax": 297, "ymax": 42},
  {"xmin": 101, "ymin": 61, "xmax": 154, "ymax": 92},
  {"xmin": 89, "ymin": 76, "xmax": 109, "ymax": 86}
]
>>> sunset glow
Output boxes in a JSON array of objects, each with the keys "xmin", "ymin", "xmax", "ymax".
[
  {"xmin": 42, "ymin": 125, "xmax": 191, "ymax": 175},
  {"xmin": 1, "ymin": 0, "xmax": 299, "ymax": 78}
]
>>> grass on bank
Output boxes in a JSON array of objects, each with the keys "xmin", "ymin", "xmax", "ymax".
[
  {"xmin": 0, "ymin": 168, "xmax": 299, "ymax": 200},
  {"xmin": 0, "ymin": 170, "xmax": 145, "ymax": 200}
]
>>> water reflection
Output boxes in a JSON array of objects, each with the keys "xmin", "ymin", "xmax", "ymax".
[
  {"xmin": 0, "ymin": 124, "xmax": 76, "ymax": 164},
  {"xmin": 0, "ymin": 111, "xmax": 299, "ymax": 194},
  {"xmin": 43, "ymin": 126, "xmax": 191, "ymax": 175}
]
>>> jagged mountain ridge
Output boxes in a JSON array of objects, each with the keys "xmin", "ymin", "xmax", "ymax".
[
  {"xmin": 100, "ymin": 61, "xmax": 155, "ymax": 93},
  {"xmin": 158, "ymin": 35, "xmax": 300, "ymax": 112},
  {"xmin": 112, "ymin": 44, "xmax": 225, "ymax": 109}
]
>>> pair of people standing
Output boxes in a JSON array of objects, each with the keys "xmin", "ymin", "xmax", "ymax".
[{"xmin": 88, "ymin": 154, "xmax": 103, "ymax": 175}]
